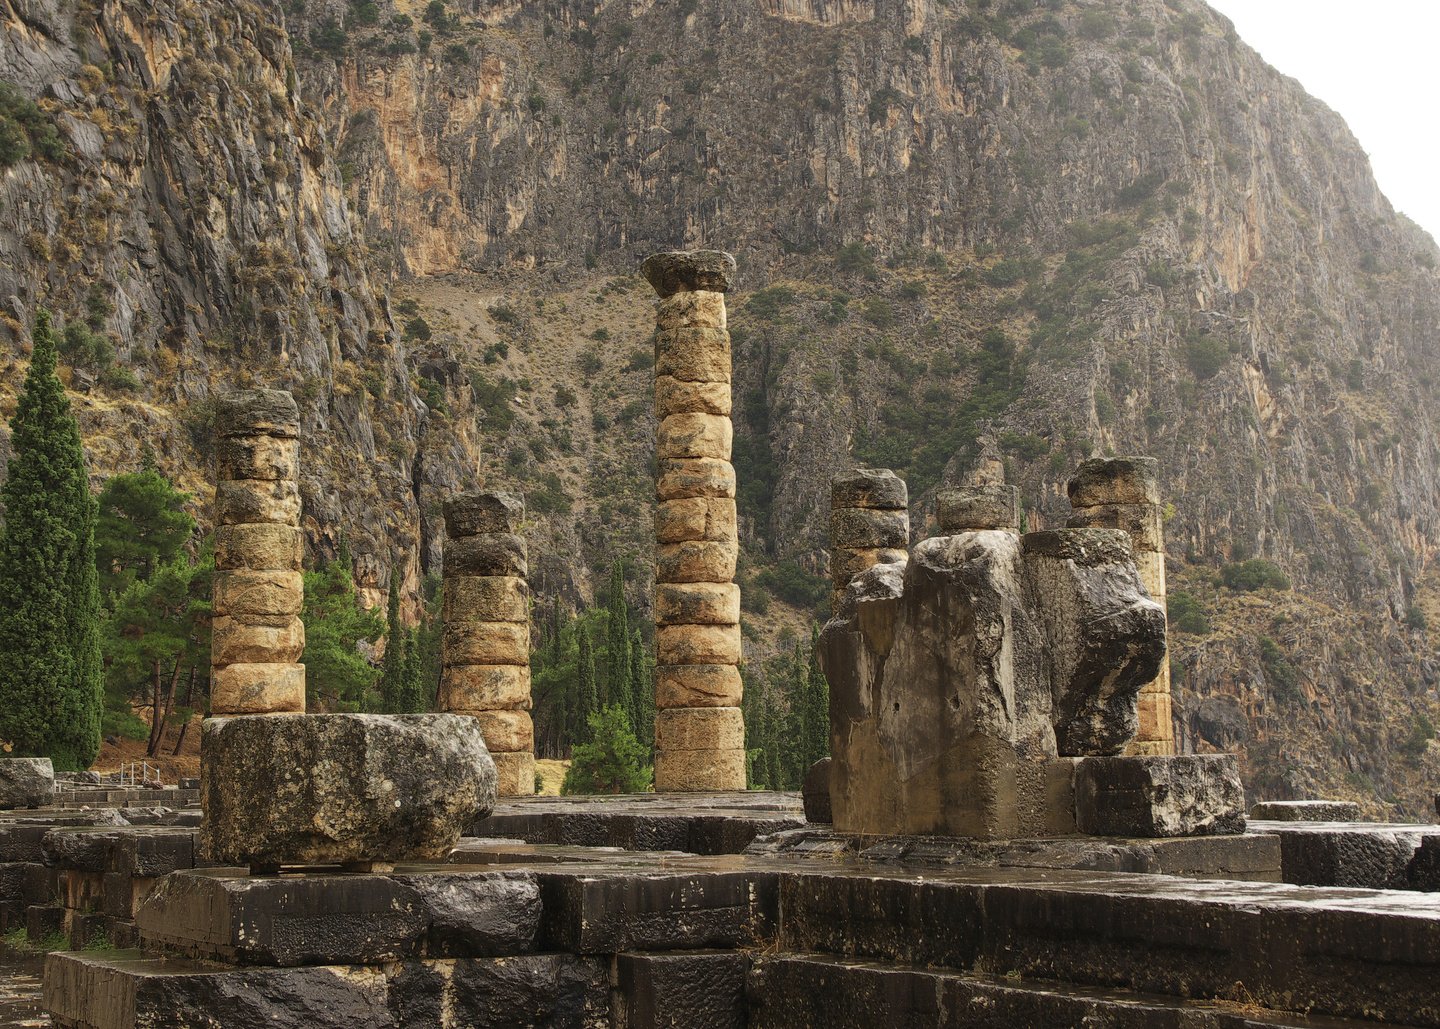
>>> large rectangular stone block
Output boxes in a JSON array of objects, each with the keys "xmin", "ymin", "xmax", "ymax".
[
  {"xmin": 656, "ymin": 541, "xmax": 738, "ymax": 584},
  {"xmin": 656, "ymin": 583, "xmax": 741, "ymax": 626},
  {"xmin": 211, "ymin": 615, "xmax": 305, "ymax": 666},
  {"xmin": 657, "ymin": 412, "xmax": 733, "ymax": 461},
  {"xmin": 214, "ymin": 523, "xmax": 304, "ymax": 572},
  {"xmin": 656, "ymin": 289, "xmax": 727, "ymax": 331},
  {"xmin": 655, "ymin": 665, "xmax": 744, "ymax": 709},
  {"xmin": 617, "ymin": 951, "xmax": 748, "ymax": 1029},
  {"xmin": 473, "ymin": 710, "xmax": 534, "ymax": 754},
  {"xmin": 657, "ymin": 458, "xmax": 736, "ymax": 501},
  {"xmin": 446, "ymin": 534, "xmax": 528, "ymax": 578},
  {"xmin": 830, "ymin": 508, "xmax": 909, "ymax": 549},
  {"xmin": 215, "ymin": 479, "xmax": 302, "ymax": 526},
  {"xmin": 830, "ymin": 469, "xmax": 908, "ymax": 511},
  {"xmin": 655, "ymin": 376, "xmax": 732, "ymax": 418},
  {"xmin": 1068, "ymin": 457, "xmax": 1160, "ymax": 507},
  {"xmin": 443, "ymin": 575, "xmax": 529, "ymax": 624},
  {"xmin": 936, "ymin": 485, "xmax": 1020, "ymax": 532},
  {"xmin": 656, "ymin": 708, "xmax": 746, "ymax": 752},
  {"xmin": 210, "ymin": 663, "xmax": 306, "ymax": 714},
  {"xmin": 443, "ymin": 491, "xmax": 525, "ymax": 538},
  {"xmin": 1066, "ymin": 502, "xmax": 1163, "ymax": 552},
  {"xmin": 654, "ymin": 326, "xmax": 731, "ymax": 383},
  {"xmin": 656, "ymin": 497, "xmax": 738, "ymax": 544},
  {"xmin": 215, "ymin": 434, "xmax": 299, "ymax": 482},
  {"xmin": 656, "ymin": 623, "xmax": 742, "ymax": 665},
  {"xmin": 216, "ymin": 389, "xmax": 300, "ymax": 439},
  {"xmin": 442, "ymin": 621, "xmax": 531, "ymax": 667},
  {"xmin": 212, "ymin": 570, "xmax": 303, "ymax": 617},
  {"xmin": 492, "ymin": 751, "xmax": 536, "ymax": 797},
  {"xmin": 1074, "ymin": 754, "xmax": 1245, "ymax": 837},
  {"xmin": 440, "ymin": 664, "xmax": 532, "ymax": 712},
  {"xmin": 653, "ymin": 748, "xmax": 747, "ymax": 792}
]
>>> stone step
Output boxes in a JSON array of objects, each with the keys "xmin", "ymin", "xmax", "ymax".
[
  {"xmin": 1250, "ymin": 820, "xmax": 1437, "ymax": 890},
  {"xmin": 747, "ymin": 953, "xmax": 1407, "ymax": 1028},
  {"xmin": 778, "ymin": 866, "xmax": 1440, "ymax": 1026}
]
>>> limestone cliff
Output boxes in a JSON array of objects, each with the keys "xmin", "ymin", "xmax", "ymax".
[{"xmin": 2, "ymin": 0, "xmax": 1438, "ymax": 814}]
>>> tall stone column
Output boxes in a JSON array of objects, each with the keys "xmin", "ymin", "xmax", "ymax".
[
  {"xmin": 830, "ymin": 468, "xmax": 909, "ymax": 612},
  {"xmin": 211, "ymin": 389, "xmax": 305, "ymax": 715},
  {"xmin": 1067, "ymin": 457, "xmax": 1174, "ymax": 756},
  {"xmin": 441, "ymin": 491, "xmax": 534, "ymax": 796},
  {"xmin": 643, "ymin": 250, "xmax": 746, "ymax": 792}
]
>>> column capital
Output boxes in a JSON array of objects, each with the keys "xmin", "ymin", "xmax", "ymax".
[{"xmin": 641, "ymin": 250, "xmax": 737, "ymax": 297}]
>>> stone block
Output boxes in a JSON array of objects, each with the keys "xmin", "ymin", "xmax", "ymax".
[
  {"xmin": 642, "ymin": 250, "xmax": 736, "ymax": 297},
  {"xmin": 653, "ymin": 748, "xmax": 747, "ymax": 792},
  {"xmin": 440, "ymin": 664, "xmax": 532, "ymax": 712},
  {"xmin": 214, "ymin": 523, "xmax": 304, "ymax": 571},
  {"xmin": 442, "ymin": 621, "xmax": 531, "ymax": 667},
  {"xmin": 0, "ymin": 757, "xmax": 53, "ymax": 809},
  {"xmin": 830, "ymin": 468, "xmax": 908, "ymax": 510},
  {"xmin": 473, "ymin": 709, "xmax": 534, "ymax": 754},
  {"xmin": 396, "ymin": 870, "xmax": 542, "ymax": 958},
  {"xmin": 1254, "ymin": 822, "xmax": 1424, "ymax": 888},
  {"xmin": 211, "ymin": 614, "xmax": 305, "ymax": 666},
  {"xmin": 936, "ymin": 485, "xmax": 1020, "ymax": 531},
  {"xmin": 1135, "ymin": 690, "xmax": 1172, "ymax": 742},
  {"xmin": 27, "ymin": 903, "xmax": 64, "ymax": 942},
  {"xmin": 656, "ymin": 623, "xmax": 742, "ymax": 665},
  {"xmin": 215, "ymin": 479, "xmax": 302, "ymax": 526},
  {"xmin": 210, "ymin": 663, "xmax": 306, "ymax": 714},
  {"xmin": 657, "ymin": 457, "xmax": 736, "ymax": 500},
  {"xmin": 1409, "ymin": 835, "xmax": 1440, "ymax": 891},
  {"xmin": 212, "ymin": 569, "xmax": 303, "ymax": 617},
  {"xmin": 802, "ymin": 758, "xmax": 832, "ymax": 824},
  {"xmin": 1074, "ymin": 754, "xmax": 1245, "ymax": 837},
  {"xmin": 656, "ymin": 541, "xmax": 738, "ymax": 583},
  {"xmin": 215, "ymin": 389, "xmax": 300, "ymax": 439},
  {"xmin": 492, "ymin": 751, "xmax": 537, "ymax": 797},
  {"xmin": 617, "ymin": 951, "xmax": 748, "ymax": 1029},
  {"xmin": 828, "ymin": 546, "xmax": 907, "ymax": 588},
  {"xmin": 657, "ymin": 412, "xmax": 733, "ymax": 460},
  {"xmin": 1014, "ymin": 757, "xmax": 1080, "ymax": 836},
  {"xmin": 655, "ymin": 664, "xmax": 744, "ymax": 709},
  {"xmin": 656, "ymin": 288, "xmax": 727, "ymax": 330},
  {"xmin": 829, "ymin": 507, "xmax": 909, "ymax": 549},
  {"xmin": 655, "ymin": 327, "xmax": 732, "ymax": 383},
  {"xmin": 447, "ymin": 533, "xmax": 528, "ymax": 577},
  {"xmin": 656, "ymin": 708, "xmax": 745, "ymax": 752},
  {"xmin": 214, "ymin": 434, "xmax": 299, "ymax": 482},
  {"xmin": 444, "ymin": 490, "xmax": 525, "ymax": 538},
  {"xmin": 1250, "ymin": 800, "xmax": 1363, "ymax": 822},
  {"xmin": 1067, "ymin": 456, "xmax": 1160, "ymax": 508},
  {"xmin": 200, "ymin": 713, "xmax": 495, "ymax": 866},
  {"xmin": 656, "ymin": 497, "xmax": 738, "ymax": 544},
  {"xmin": 655, "ymin": 376, "xmax": 732, "ymax": 418},
  {"xmin": 1066, "ymin": 502, "xmax": 1163, "ymax": 552},
  {"xmin": 443, "ymin": 575, "xmax": 529, "ymax": 624},
  {"xmin": 656, "ymin": 583, "xmax": 741, "ymax": 626}
]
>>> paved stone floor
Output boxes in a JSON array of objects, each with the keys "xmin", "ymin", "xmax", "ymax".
[{"xmin": 0, "ymin": 957, "xmax": 48, "ymax": 1027}]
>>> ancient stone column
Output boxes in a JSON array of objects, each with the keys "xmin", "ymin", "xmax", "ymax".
[
  {"xmin": 643, "ymin": 249, "xmax": 746, "ymax": 792},
  {"xmin": 830, "ymin": 469, "xmax": 909, "ymax": 613},
  {"xmin": 211, "ymin": 389, "xmax": 305, "ymax": 715},
  {"xmin": 441, "ymin": 490, "xmax": 534, "ymax": 796},
  {"xmin": 1066, "ymin": 457, "xmax": 1174, "ymax": 756}
]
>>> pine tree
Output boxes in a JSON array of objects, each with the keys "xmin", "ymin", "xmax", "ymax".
[
  {"xmin": 94, "ymin": 470, "xmax": 195, "ymax": 598},
  {"xmin": 577, "ymin": 624, "xmax": 598, "ymax": 742},
  {"xmin": 400, "ymin": 625, "xmax": 427, "ymax": 713},
  {"xmin": 300, "ymin": 552, "xmax": 384, "ymax": 711},
  {"xmin": 379, "ymin": 562, "xmax": 405, "ymax": 712},
  {"xmin": 561, "ymin": 705, "xmax": 652, "ymax": 794},
  {"xmin": 0, "ymin": 312, "xmax": 103, "ymax": 768}
]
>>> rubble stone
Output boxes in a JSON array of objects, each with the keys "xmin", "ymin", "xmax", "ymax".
[{"xmin": 0, "ymin": 758, "xmax": 54, "ymax": 810}]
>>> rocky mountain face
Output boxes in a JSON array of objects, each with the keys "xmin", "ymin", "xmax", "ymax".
[{"xmin": 2, "ymin": 0, "xmax": 1437, "ymax": 814}]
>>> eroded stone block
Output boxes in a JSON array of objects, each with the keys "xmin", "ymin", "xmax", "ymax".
[
  {"xmin": 656, "ymin": 623, "xmax": 742, "ymax": 666},
  {"xmin": 444, "ymin": 491, "xmax": 525, "ymax": 538},
  {"xmin": 655, "ymin": 665, "xmax": 744, "ymax": 709},
  {"xmin": 657, "ymin": 412, "xmax": 733, "ymax": 460},
  {"xmin": 212, "ymin": 570, "xmax": 303, "ymax": 617},
  {"xmin": 442, "ymin": 621, "xmax": 531, "ymax": 667},
  {"xmin": 656, "ymin": 377, "xmax": 732, "ymax": 418},
  {"xmin": 936, "ymin": 485, "xmax": 1020, "ymax": 532},
  {"xmin": 656, "ymin": 498, "xmax": 738, "ymax": 544},
  {"xmin": 440, "ymin": 665, "xmax": 533, "ymax": 712},
  {"xmin": 653, "ymin": 748, "xmax": 747, "ymax": 793},
  {"xmin": 830, "ymin": 469, "xmax": 908, "ymax": 511},
  {"xmin": 1074, "ymin": 754, "xmax": 1245, "ymax": 837},
  {"xmin": 656, "ymin": 541, "xmax": 739, "ymax": 584},
  {"xmin": 443, "ymin": 576, "xmax": 530, "ymax": 624},
  {"xmin": 215, "ymin": 479, "xmax": 302, "ymax": 526},
  {"xmin": 656, "ymin": 458, "xmax": 736, "ymax": 501},
  {"xmin": 211, "ymin": 615, "xmax": 305, "ymax": 666},
  {"xmin": 210, "ymin": 663, "xmax": 306, "ymax": 714},
  {"xmin": 0, "ymin": 758, "xmax": 53, "ymax": 810},
  {"xmin": 447, "ymin": 534, "xmax": 528, "ymax": 578},
  {"xmin": 473, "ymin": 710, "xmax": 535, "ymax": 754},
  {"xmin": 656, "ymin": 583, "xmax": 742, "ymax": 626},
  {"xmin": 655, "ymin": 708, "xmax": 745, "ymax": 752}
]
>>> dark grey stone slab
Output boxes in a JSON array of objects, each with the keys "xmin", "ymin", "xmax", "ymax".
[
  {"xmin": 0, "ymin": 757, "xmax": 54, "ymax": 809},
  {"xmin": 390, "ymin": 871, "xmax": 541, "ymax": 957},
  {"xmin": 26, "ymin": 903, "xmax": 65, "ymax": 942},
  {"xmin": 1250, "ymin": 801, "xmax": 1363, "ymax": 822},
  {"xmin": 0, "ymin": 812, "xmax": 126, "ymax": 862},
  {"xmin": 1074, "ymin": 755, "xmax": 1246, "ymax": 837},
  {"xmin": 617, "ymin": 951, "xmax": 748, "ymax": 1029},
  {"xmin": 42, "ymin": 826, "xmax": 197, "ymax": 875},
  {"xmin": 0, "ymin": 861, "xmax": 54, "ymax": 908},
  {"xmin": 539, "ymin": 865, "xmax": 779, "ymax": 954},
  {"xmin": 1251, "ymin": 820, "xmax": 1428, "ymax": 888},
  {"xmin": 802, "ymin": 758, "xmax": 832, "ymax": 824},
  {"xmin": 1413, "ymin": 836, "xmax": 1440, "ymax": 892}
]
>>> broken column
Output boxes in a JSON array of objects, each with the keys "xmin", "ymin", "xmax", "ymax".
[
  {"xmin": 1066, "ymin": 457, "xmax": 1174, "ymax": 756},
  {"xmin": 441, "ymin": 490, "xmax": 534, "ymax": 797},
  {"xmin": 211, "ymin": 389, "xmax": 305, "ymax": 715},
  {"xmin": 829, "ymin": 469, "xmax": 909, "ymax": 614},
  {"xmin": 643, "ymin": 249, "xmax": 745, "ymax": 792},
  {"xmin": 202, "ymin": 390, "xmax": 495, "ymax": 871}
]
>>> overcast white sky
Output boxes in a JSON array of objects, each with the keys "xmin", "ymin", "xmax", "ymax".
[{"xmin": 1205, "ymin": 0, "xmax": 1440, "ymax": 243}]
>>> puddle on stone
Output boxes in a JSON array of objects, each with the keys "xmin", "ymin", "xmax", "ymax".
[{"xmin": 0, "ymin": 957, "xmax": 48, "ymax": 1027}]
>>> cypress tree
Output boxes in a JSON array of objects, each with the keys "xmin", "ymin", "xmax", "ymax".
[
  {"xmin": 629, "ymin": 629, "xmax": 653, "ymax": 755},
  {"xmin": 605, "ymin": 562, "xmax": 632, "ymax": 723},
  {"xmin": 0, "ymin": 312, "xmax": 103, "ymax": 769},
  {"xmin": 803, "ymin": 625, "xmax": 830, "ymax": 767},
  {"xmin": 379, "ymin": 562, "xmax": 404, "ymax": 712},
  {"xmin": 577, "ymin": 624, "xmax": 598, "ymax": 744},
  {"xmin": 400, "ymin": 625, "xmax": 426, "ymax": 713}
]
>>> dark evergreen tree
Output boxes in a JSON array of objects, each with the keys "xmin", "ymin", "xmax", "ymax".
[
  {"xmin": 629, "ymin": 629, "xmax": 654, "ymax": 754},
  {"xmin": 560, "ymin": 705, "xmax": 652, "ymax": 794},
  {"xmin": 400, "ymin": 625, "xmax": 427, "ymax": 713},
  {"xmin": 378, "ymin": 562, "xmax": 405, "ymax": 712},
  {"xmin": 0, "ymin": 312, "xmax": 103, "ymax": 768},
  {"xmin": 604, "ymin": 562, "xmax": 631, "ymax": 720},
  {"xmin": 300, "ymin": 551, "xmax": 383, "ymax": 711},
  {"xmin": 802, "ymin": 625, "xmax": 830, "ymax": 768},
  {"xmin": 577, "ymin": 624, "xmax": 598, "ymax": 741},
  {"xmin": 94, "ymin": 470, "xmax": 195, "ymax": 598}
]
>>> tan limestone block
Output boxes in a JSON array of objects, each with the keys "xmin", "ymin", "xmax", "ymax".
[
  {"xmin": 1136, "ymin": 691, "xmax": 1173, "ymax": 741},
  {"xmin": 214, "ymin": 524, "xmax": 304, "ymax": 572},
  {"xmin": 492, "ymin": 751, "xmax": 536, "ymax": 797},
  {"xmin": 215, "ymin": 389, "xmax": 300, "ymax": 439},
  {"xmin": 440, "ymin": 664, "xmax": 532, "ymax": 712},
  {"xmin": 653, "ymin": 747, "xmax": 747, "ymax": 792},
  {"xmin": 1066, "ymin": 502, "xmax": 1164, "ymax": 553},
  {"xmin": 654, "ymin": 327, "xmax": 731, "ymax": 383},
  {"xmin": 446, "ymin": 534, "xmax": 528, "ymax": 578},
  {"xmin": 215, "ymin": 480, "xmax": 301, "ymax": 527},
  {"xmin": 657, "ymin": 458, "xmax": 735, "ymax": 501},
  {"xmin": 655, "ymin": 664, "xmax": 744, "ymax": 709},
  {"xmin": 215, "ymin": 435, "xmax": 299, "ymax": 482},
  {"xmin": 211, "ymin": 615, "xmax": 305, "ymax": 666},
  {"xmin": 212, "ymin": 570, "xmax": 303, "ymax": 617},
  {"xmin": 656, "ymin": 623, "xmax": 742, "ymax": 666},
  {"xmin": 657, "ymin": 413, "xmax": 733, "ymax": 461},
  {"xmin": 656, "ymin": 707, "xmax": 745, "ymax": 752},
  {"xmin": 1125, "ymin": 738, "xmax": 1177, "ymax": 757},
  {"xmin": 1133, "ymin": 550, "xmax": 1167, "ymax": 600},
  {"xmin": 1067, "ymin": 457, "xmax": 1160, "ymax": 508},
  {"xmin": 442, "ymin": 621, "xmax": 531, "ymax": 667},
  {"xmin": 443, "ymin": 575, "xmax": 530, "ymax": 624},
  {"xmin": 655, "ymin": 583, "xmax": 741, "ymax": 626},
  {"xmin": 656, "ymin": 498, "xmax": 737, "ymax": 544},
  {"xmin": 655, "ymin": 376, "xmax": 732, "ymax": 419},
  {"xmin": 473, "ymin": 710, "xmax": 534, "ymax": 754},
  {"xmin": 830, "ymin": 508, "xmax": 909, "ymax": 550},
  {"xmin": 656, "ymin": 541, "xmax": 738, "ymax": 584},
  {"xmin": 444, "ymin": 491, "xmax": 525, "ymax": 539},
  {"xmin": 829, "ymin": 547, "xmax": 908, "ymax": 589},
  {"xmin": 211, "ymin": 663, "xmax": 306, "ymax": 715},
  {"xmin": 656, "ymin": 290, "xmax": 727, "ymax": 331}
]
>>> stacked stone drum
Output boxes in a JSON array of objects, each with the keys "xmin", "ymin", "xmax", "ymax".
[
  {"xmin": 829, "ymin": 469, "xmax": 910, "ymax": 613},
  {"xmin": 644, "ymin": 250, "xmax": 746, "ymax": 792},
  {"xmin": 441, "ymin": 490, "xmax": 535, "ymax": 796},
  {"xmin": 210, "ymin": 389, "xmax": 305, "ymax": 715},
  {"xmin": 1067, "ymin": 457, "xmax": 1174, "ymax": 756}
]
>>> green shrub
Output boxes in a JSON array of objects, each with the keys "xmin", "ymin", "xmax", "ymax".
[
  {"xmin": 836, "ymin": 243, "xmax": 877, "ymax": 276},
  {"xmin": 1222, "ymin": 559, "xmax": 1290, "ymax": 592},
  {"xmin": 1168, "ymin": 590, "xmax": 1211, "ymax": 634},
  {"xmin": 403, "ymin": 316, "xmax": 432, "ymax": 342},
  {"xmin": 1185, "ymin": 335, "xmax": 1228, "ymax": 379},
  {"xmin": 862, "ymin": 297, "xmax": 895, "ymax": 328},
  {"xmin": 746, "ymin": 286, "xmax": 796, "ymax": 321},
  {"xmin": 1259, "ymin": 636, "xmax": 1300, "ymax": 703}
]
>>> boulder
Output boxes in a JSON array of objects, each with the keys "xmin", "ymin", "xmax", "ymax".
[
  {"xmin": 201, "ymin": 714, "xmax": 496, "ymax": 867},
  {"xmin": 1074, "ymin": 754, "xmax": 1246, "ymax": 837},
  {"xmin": 0, "ymin": 757, "xmax": 54, "ymax": 809}
]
